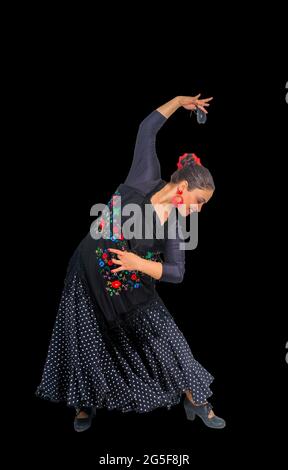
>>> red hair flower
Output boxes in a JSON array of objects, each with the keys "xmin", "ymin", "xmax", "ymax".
[
  {"xmin": 177, "ymin": 152, "xmax": 202, "ymax": 169},
  {"xmin": 177, "ymin": 153, "xmax": 188, "ymax": 169},
  {"xmin": 192, "ymin": 153, "xmax": 202, "ymax": 165}
]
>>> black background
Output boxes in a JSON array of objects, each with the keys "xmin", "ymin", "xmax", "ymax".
[{"xmin": 15, "ymin": 14, "xmax": 287, "ymax": 466}]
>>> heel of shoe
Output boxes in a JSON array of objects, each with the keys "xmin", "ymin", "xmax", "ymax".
[
  {"xmin": 184, "ymin": 401, "xmax": 196, "ymax": 421},
  {"xmin": 185, "ymin": 408, "xmax": 196, "ymax": 421}
]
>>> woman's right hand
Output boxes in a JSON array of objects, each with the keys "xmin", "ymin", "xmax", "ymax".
[{"xmin": 178, "ymin": 95, "xmax": 213, "ymax": 114}]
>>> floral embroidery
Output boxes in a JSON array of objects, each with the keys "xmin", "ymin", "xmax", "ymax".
[
  {"xmin": 95, "ymin": 191, "xmax": 163, "ymax": 296},
  {"xmin": 95, "ymin": 246, "xmax": 162, "ymax": 296},
  {"xmin": 97, "ymin": 190, "xmax": 127, "ymax": 250}
]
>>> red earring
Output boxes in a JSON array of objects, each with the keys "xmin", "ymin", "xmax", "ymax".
[{"xmin": 172, "ymin": 188, "xmax": 184, "ymax": 207}]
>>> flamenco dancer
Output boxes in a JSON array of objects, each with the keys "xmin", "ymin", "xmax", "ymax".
[{"xmin": 36, "ymin": 95, "xmax": 226, "ymax": 431}]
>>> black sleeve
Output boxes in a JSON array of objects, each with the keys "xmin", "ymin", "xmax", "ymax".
[
  {"xmin": 124, "ymin": 110, "xmax": 167, "ymax": 188},
  {"xmin": 158, "ymin": 225, "xmax": 186, "ymax": 284}
]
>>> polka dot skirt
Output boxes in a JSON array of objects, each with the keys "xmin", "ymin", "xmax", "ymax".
[{"xmin": 35, "ymin": 273, "xmax": 214, "ymax": 412}]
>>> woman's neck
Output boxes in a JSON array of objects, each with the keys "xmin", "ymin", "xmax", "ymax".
[
  {"xmin": 151, "ymin": 182, "xmax": 175, "ymax": 205},
  {"xmin": 150, "ymin": 183, "xmax": 175, "ymax": 223}
]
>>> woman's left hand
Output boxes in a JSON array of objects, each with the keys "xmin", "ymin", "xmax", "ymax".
[
  {"xmin": 179, "ymin": 94, "xmax": 213, "ymax": 114},
  {"xmin": 108, "ymin": 248, "xmax": 142, "ymax": 273}
]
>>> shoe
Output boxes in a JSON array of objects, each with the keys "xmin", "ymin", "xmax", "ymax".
[
  {"xmin": 183, "ymin": 397, "xmax": 226, "ymax": 429},
  {"xmin": 74, "ymin": 406, "xmax": 96, "ymax": 432}
]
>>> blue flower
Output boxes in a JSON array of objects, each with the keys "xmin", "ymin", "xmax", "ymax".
[
  {"xmin": 134, "ymin": 283, "xmax": 140, "ymax": 288},
  {"xmin": 99, "ymin": 260, "xmax": 105, "ymax": 267}
]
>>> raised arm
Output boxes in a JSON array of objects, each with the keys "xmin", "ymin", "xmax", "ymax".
[
  {"xmin": 124, "ymin": 95, "xmax": 212, "ymax": 190},
  {"xmin": 124, "ymin": 108, "xmax": 168, "ymax": 188}
]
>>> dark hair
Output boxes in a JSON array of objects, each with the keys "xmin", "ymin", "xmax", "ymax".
[{"xmin": 170, "ymin": 153, "xmax": 215, "ymax": 191}]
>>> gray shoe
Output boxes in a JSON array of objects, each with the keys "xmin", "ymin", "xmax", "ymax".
[
  {"xmin": 184, "ymin": 397, "xmax": 226, "ymax": 429},
  {"xmin": 74, "ymin": 407, "xmax": 96, "ymax": 432}
]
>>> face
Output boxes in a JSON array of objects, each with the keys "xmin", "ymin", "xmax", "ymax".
[{"xmin": 176, "ymin": 182, "xmax": 214, "ymax": 217}]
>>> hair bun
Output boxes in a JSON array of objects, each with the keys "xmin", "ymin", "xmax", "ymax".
[{"xmin": 176, "ymin": 153, "xmax": 201, "ymax": 170}]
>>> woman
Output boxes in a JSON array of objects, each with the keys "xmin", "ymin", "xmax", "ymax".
[{"xmin": 36, "ymin": 95, "xmax": 226, "ymax": 431}]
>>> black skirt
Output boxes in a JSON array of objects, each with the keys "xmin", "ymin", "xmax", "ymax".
[{"xmin": 36, "ymin": 269, "xmax": 214, "ymax": 412}]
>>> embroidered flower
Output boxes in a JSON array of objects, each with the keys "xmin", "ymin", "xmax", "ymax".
[{"xmin": 111, "ymin": 280, "xmax": 122, "ymax": 289}]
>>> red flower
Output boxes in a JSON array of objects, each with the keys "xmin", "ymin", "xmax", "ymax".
[
  {"xmin": 177, "ymin": 153, "xmax": 188, "ymax": 169},
  {"xmin": 192, "ymin": 153, "xmax": 201, "ymax": 165},
  {"xmin": 111, "ymin": 280, "xmax": 121, "ymax": 289},
  {"xmin": 99, "ymin": 218, "xmax": 105, "ymax": 230},
  {"xmin": 102, "ymin": 253, "xmax": 108, "ymax": 259},
  {"xmin": 177, "ymin": 152, "xmax": 202, "ymax": 169},
  {"xmin": 131, "ymin": 274, "xmax": 137, "ymax": 281},
  {"xmin": 108, "ymin": 260, "xmax": 113, "ymax": 266}
]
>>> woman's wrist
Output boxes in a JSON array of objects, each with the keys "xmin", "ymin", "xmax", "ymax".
[
  {"xmin": 156, "ymin": 97, "xmax": 182, "ymax": 118},
  {"xmin": 137, "ymin": 258, "xmax": 163, "ymax": 280},
  {"xmin": 137, "ymin": 257, "xmax": 147, "ymax": 272}
]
